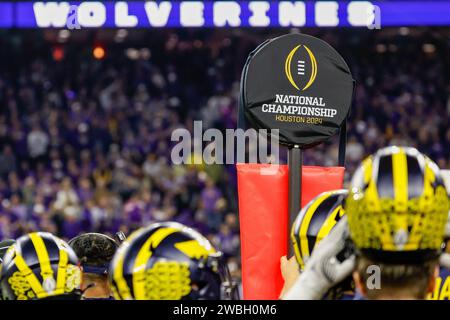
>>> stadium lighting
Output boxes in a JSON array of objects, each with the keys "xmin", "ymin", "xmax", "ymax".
[
  {"xmin": 115, "ymin": 29, "xmax": 128, "ymax": 43},
  {"xmin": 52, "ymin": 46, "xmax": 64, "ymax": 61},
  {"xmin": 126, "ymin": 48, "xmax": 139, "ymax": 60},
  {"xmin": 57, "ymin": 29, "xmax": 70, "ymax": 42},
  {"xmin": 399, "ymin": 27, "xmax": 410, "ymax": 36},
  {"xmin": 423, "ymin": 43, "xmax": 436, "ymax": 53},
  {"xmin": 93, "ymin": 46, "xmax": 105, "ymax": 59}
]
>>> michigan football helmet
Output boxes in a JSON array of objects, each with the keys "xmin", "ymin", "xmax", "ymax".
[
  {"xmin": 291, "ymin": 189, "xmax": 348, "ymax": 269},
  {"xmin": 346, "ymin": 146, "xmax": 450, "ymax": 263},
  {"xmin": 291, "ymin": 189, "xmax": 353, "ymax": 299},
  {"xmin": 109, "ymin": 222, "xmax": 239, "ymax": 300},
  {"xmin": 0, "ymin": 232, "xmax": 82, "ymax": 300}
]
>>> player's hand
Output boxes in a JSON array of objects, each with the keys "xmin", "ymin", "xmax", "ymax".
[
  {"xmin": 281, "ymin": 216, "xmax": 355, "ymax": 300},
  {"xmin": 279, "ymin": 255, "xmax": 300, "ymax": 298}
]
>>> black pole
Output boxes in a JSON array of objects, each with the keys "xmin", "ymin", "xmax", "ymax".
[{"xmin": 288, "ymin": 145, "xmax": 302, "ymax": 257}]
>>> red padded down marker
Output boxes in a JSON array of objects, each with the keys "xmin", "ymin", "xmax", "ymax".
[{"xmin": 236, "ymin": 163, "xmax": 345, "ymax": 299}]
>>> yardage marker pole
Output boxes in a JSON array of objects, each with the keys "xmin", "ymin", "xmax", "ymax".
[{"xmin": 288, "ymin": 145, "xmax": 302, "ymax": 257}]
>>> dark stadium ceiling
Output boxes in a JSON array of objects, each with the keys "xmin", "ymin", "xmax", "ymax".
[{"xmin": 0, "ymin": 28, "xmax": 449, "ymax": 56}]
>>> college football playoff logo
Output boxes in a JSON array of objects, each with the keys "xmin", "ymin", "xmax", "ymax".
[{"xmin": 284, "ymin": 44, "xmax": 317, "ymax": 91}]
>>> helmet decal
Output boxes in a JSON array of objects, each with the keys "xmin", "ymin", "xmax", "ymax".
[
  {"xmin": 144, "ymin": 261, "xmax": 191, "ymax": 300},
  {"xmin": 8, "ymin": 271, "xmax": 34, "ymax": 300},
  {"xmin": 175, "ymin": 240, "xmax": 215, "ymax": 260},
  {"xmin": 132, "ymin": 227, "xmax": 179, "ymax": 299}
]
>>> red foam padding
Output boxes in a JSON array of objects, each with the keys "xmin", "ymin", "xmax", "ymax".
[{"xmin": 237, "ymin": 163, "xmax": 345, "ymax": 299}]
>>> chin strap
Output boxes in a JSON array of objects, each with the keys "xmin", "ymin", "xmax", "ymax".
[
  {"xmin": 208, "ymin": 252, "xmax": 240, "ymax": 300},
  {"xmin": 80, "ymin": 282, "xmax": 115, "ymax": 300},
  {"xmin": 81, "ymin": 282, "xmax": 96, "ymax": 294}
]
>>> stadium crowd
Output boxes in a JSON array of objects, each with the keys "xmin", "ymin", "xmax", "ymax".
[{"xmin": 0, "ymin": 28, "xmax": 449, "ymax": 284}]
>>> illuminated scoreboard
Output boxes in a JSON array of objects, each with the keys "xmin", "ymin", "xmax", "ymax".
[{"xmin": 0, "ymin": 1, "xmax": 449, "ymax": 28}]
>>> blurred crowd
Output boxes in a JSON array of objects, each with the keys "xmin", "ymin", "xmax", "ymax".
[{"xmin": 0, "ymin": 28, "xmax": 449, "ymax": 280}]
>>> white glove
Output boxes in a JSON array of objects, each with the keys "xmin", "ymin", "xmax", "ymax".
[{"xmin": 281, "ymin": 216, "xmax": 355, "ymax": 300}]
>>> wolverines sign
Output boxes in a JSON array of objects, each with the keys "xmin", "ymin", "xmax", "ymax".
[{"xmin": 240, "ymin": 33, "xmax": 354, "ymax": 148}]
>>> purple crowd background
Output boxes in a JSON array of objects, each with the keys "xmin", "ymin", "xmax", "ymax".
[{"xmin": 0, "ymin": 28, "xmax": 449, "ymax": 280}]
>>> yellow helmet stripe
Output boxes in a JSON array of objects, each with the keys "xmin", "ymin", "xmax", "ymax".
[
  {"xmin": 362, "ymin": 157, "xmax": 373, "ymax": 184},
  {"xmin": 316, "ymin": 205, "xmax": 342, "ymax": 243},
  {"xmin": 54, "ymin": 240, "xmax": 69, "ymax": 295},
  {"xmin": 392, "ymin": 148, "xmax": 409, "ymax": 238},
  {"xmin": 291, "ymin": 221, "xmax": 304, "ymax": 268},
  {"xmin": 112, "ymin": 250, "xmax": 131, "ymax": 300},
  {"xmin": 421, "ymin": 159, "xmax": 436, "ymax": 225},
  {"xmin": 423, "ymin": 158, "xmax": 436, "ymax": 198},
  {"xmin": 112, "ymin": 230, "xmax": 143, "ymax": 300},
  {"xmin": 406, "ymin": 156, "xmax": 430, "ymax": 250},
  {"xmin": 132, "ymin": 228, "xmax": 178, "ymax": 300},
  {"xmin": 14, "ymin": 253, "xmax": 47, "ymax": 298},
  {"xmin": 299, "ymin": 192, "xmax": 330, "ymax": 259},
  {"xmin": 364, "ymin": 158, "xmax": 391, "ymax": 249},
  {"xmin": 29, "ymin": 233, "xmax": 55, "ymax": 287},
  {"xmin": 415, "ymin": 158, "xmax": 439, "ymax": 249},
  {"xmin": 291, "ymin": 217, "xmax": 304, "ymax": 268},
  {"xmin": 392, "ymin": 148, "xmax": 408, "ymax": 210}
]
